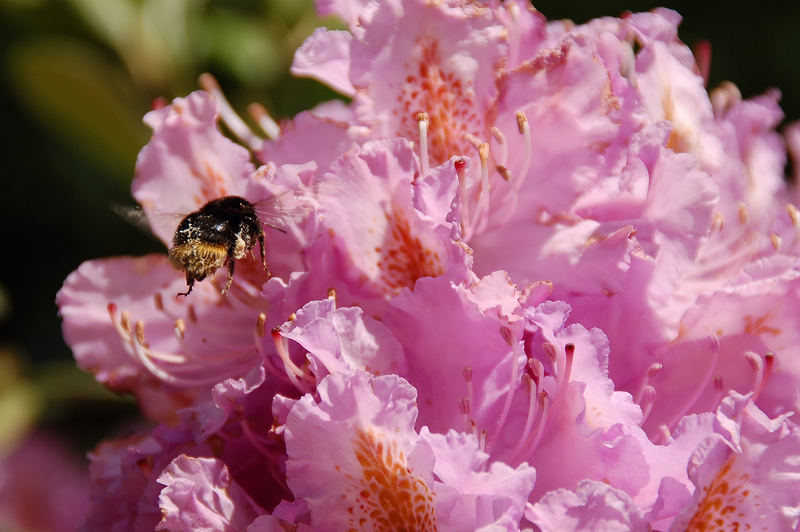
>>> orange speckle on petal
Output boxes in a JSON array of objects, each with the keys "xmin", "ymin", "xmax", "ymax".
[
  {"xmin": 376, "ymin": 210, "xmax": 444, "ymax": 295},
  {"xmin": 343, "ymin": 430, "xmax": 437, "ymax": 532}
]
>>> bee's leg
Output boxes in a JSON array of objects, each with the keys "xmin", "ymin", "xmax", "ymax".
[
  {"xmin": 222, "ymin": 258, "xmax": 235, "ymax": 295},
  {"xmin": 178, "ymin": 276, "xmax": 195, "ymax": 297},
  {"xmin": 259, "ymin": 230, "xmax": 271, "ymax": 280}
]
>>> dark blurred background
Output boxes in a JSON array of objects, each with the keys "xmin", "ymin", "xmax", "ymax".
[{"xmin": 0, "ymin": 0, "xmax": 798, "ymax": 462}]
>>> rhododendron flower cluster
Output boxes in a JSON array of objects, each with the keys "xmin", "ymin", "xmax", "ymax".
[{"xmin": 57, "ymin": 1, "xmax": 800, "ymax": 530}]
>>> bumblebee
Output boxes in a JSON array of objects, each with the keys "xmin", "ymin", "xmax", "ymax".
[{"xmin": 168, "ymin": 196, "xmax": 272, "ymax": 296}]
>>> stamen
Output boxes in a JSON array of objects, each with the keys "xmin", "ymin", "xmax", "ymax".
[
  {"xmin": 174, "ymin": 318, "xmax": 186, "ymax": 340},
  {"xmin": 153, "ymin": 292, "xmax": 164, "ymax": 311},
  {"xmin": 745, "ymin": 351, "xmax": 763, "ymax": 399},
  {"xmin": 497, "ymin": 111, "xmax": 531, "ymax": 225},
  {"xmin": 507, "ymin": 374, "xmax": 539, "ymax": 463},
  {"xmin": 635, "ymin": 362, "xmax": 662, "ymax": 403},
  {"xmin": 463, "ymin": 366, "xmax": 474, "ymax": 424},
  {"xmin": 471, "ymin": 142, "xmax": 491, "ymax": 236},
  {"xmin": 662, "ymin": 335, "xmax": 720, "ymax": 429},
  {"xmin": 120, "ymin": 310, "xmax": 131, "ymax": 336},
  {"xmin": 253, "ymin": 317, "xmax": 292, "ymax": 386},
  {"xmin": 522, "ymin": 391, "xmax": 550, "ymax": 457},
  {"xmin": 454, "ymin": 158, "xmax": 470, "ymax": 236},
  {"xmin": 271, "ymin": 328, "xmax": 314, "ymax": 393},
  {"xmin": 639, "ymin": 385, "xmax": 656, "ymax": 424},
  {"xmin": 514, "ymin": 111, "xmax": 532, "ymax": 192},
  {"xmin": 787, "ymin": 204, "xmax": 800, "ymax": 226},
  {"xmin": 496, "ymin": 165, "xmax": 511, "ymax": 182},
  {"xmin": 652, "ymin": 424, "xmax": 671, "ymax": 445},
  {"xmin": 458, "ymin": 396, "xmax": 470, "ymax": 416},
  {"xmin": 247, "ymin": 102, "xmax": 280, "ymax": 139},
  {"xmin": 541, "ymin": 342, "xmax": 558, "ymax": 364},
  {"xmin": 417, "ymin": 113, "xmax": 430, "ymax": 176},
  {"xmin": 256, "ymin": 313, "xmax": 267, "ymax": 338},
  {"xmin": 710, "ymin": 81, "xmax": 741, "ymax": 118},
  {"xmin": 491, "ymin": 127, "xmax": 508, "ymax": 168},
  {"xmin": 710, "ymin": 212, "xmax": 724, "ymax": 232},
  {"xmin": 327, "ymin": 287, "xmax": 337, "ymax": 306},
  {"xmin": 486, "ymin": 336, "xmax": 523, "ymax": 456},
  {"xmin": 738, "ymin": 202, "xmax": 748, "ymax": 224},
  {"xmin": 751, "ymin": 352, "xmax": 775, "ymax": 401},
  {"xmin": 199, "ymin": 73, "xmax": 264, "ymax": 152},
  {"xmin": 709, "ymin": 375, "xmax": 725, "ymax": 410},
  {"xmin": 771, "ymin": 233, "xmax": 782, "ymax": 251}
]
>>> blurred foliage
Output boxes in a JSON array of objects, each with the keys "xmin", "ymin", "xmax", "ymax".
[{"xmin": 0, "ymin": 0, "xmax": 797, "ymax": 458}]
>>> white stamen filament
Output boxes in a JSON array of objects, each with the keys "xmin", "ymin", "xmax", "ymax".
[
  {"xmin": 247, "ymin": 102, "xmax": 281, "ymax": 140},
  {"xmin": 486, "ymin": 336, "xmax": 523, "ymax": 456},
  {"xmin": 471, "ymin": 143, "xmax": 492, "ymax": 236},
  {"xmin": 514, "ymin": 111, "xmax": 532, "ymax": 192},
  {"xmin": 454, "ymin": 158, "xmax": 471, "ymax": 237},
  {"xmin": 271, "ymin": 329, "xmax": 315, "ymax": 393},
  {"xmin": 662, "ymin": 335, "xmax": 720, "ymax": 429},
  {"xmin": 634, "ymin": 362, "xmax": 662, "ymax": 403},
  {"xmin": 639, "ymin": 386, "xmax": 656, "ymax": 424},
  {"xmin": 507, "ymin": 375, "xmax": 539, "ymax": 463},
  {"xmin": 417, "ymin": 113, "xmax": 430, "ymax": 176},
  {"xmin": 199, "ymin": 73, "xmax": 264, "ymax": 152}
]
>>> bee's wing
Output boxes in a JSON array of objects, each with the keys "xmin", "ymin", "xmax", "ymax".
[
  {"xmin": 253, "ymin": 190, "xmax": 316, "ymax": 232},
  {"xmin": 111, "ymin": 204, "xmax": 183, "ymax": 243}
]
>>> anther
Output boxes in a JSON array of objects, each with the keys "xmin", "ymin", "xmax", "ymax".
[
  {"xmin": 174, "ymin": 318, "xmax": 186, "ymax": 340},
  {"xmin": 635, "ymin": 362, "xmax": 662, "ymax": 403},
  {"xmin": 711, "ymin": 212, "xmax": 724, "ymax": 232},
  {"xmin": 120, "ymin": 311, "xmax": 131, "ymax": 335},
  {"xmin": 710, "ymin": 81, "xmax": 741, "ymax": 118},
  {"xmin": 516, "ymin": 111, "xmax": 528, "ymax": 135},
  {"xmin": 464, "ymin": 133, "xmax": 483, "ymax": 150},
  {"xmin": 787, "ymin": 204, "xmax": 800, "ymax": 226},
  {"xmin": 499, "ymin": 326, "xmax": 513, "ymax": 346},
  {"xmin": 153, "ymin": 292, "xmax": 164, "ymax": 311},
  {"xmin": 541, "ymin": 342, "xmax": 557, "ymax": 363},
  {"xmin": 496, "ymin": 165, "xmax": 511, "ymax": 181},
  {"xmin": 256, "ymin": 313, "xmax": 267, "ymax": 338},
  {"xmin": 771, "ymin": 233, "xmax": 782, "ymax": 251},
  {"xmin": 491, "ymin": 126, "xmax": 508, "ymax": 167},
  {"xmin": 639, "ymin": 385, "xmax": 656, "ymax": 423},
  {"xmin": 738, "ymin": 202, "xmax": 748, "ymax": 224},
  {"xmin": 288, "ymin": 313, "xmax": 297, "ymax": 322},
  {"xmin": 327, "ymin": 288, "xmax": 337, "ymax": 305},
  {"xmin": 135, "ymin": 320, "xmax": 147, "ymax": 347},
  {"xmin": 708, "ymin": 334, "xmax": 720, "ymax": 353},
  {"xmin": 653, "ymin": 425, "xmax": 671, "ymax": 445}
]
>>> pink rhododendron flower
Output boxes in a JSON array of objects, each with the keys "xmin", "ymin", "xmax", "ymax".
[{"xmin": 57, "ymin": 0, "xmax": 800, "ymax": 530}]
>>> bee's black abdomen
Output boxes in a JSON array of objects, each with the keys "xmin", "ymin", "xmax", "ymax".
[{"xmin": 169, "ymin": 195, "xmax": 269, "ymax": 296}]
